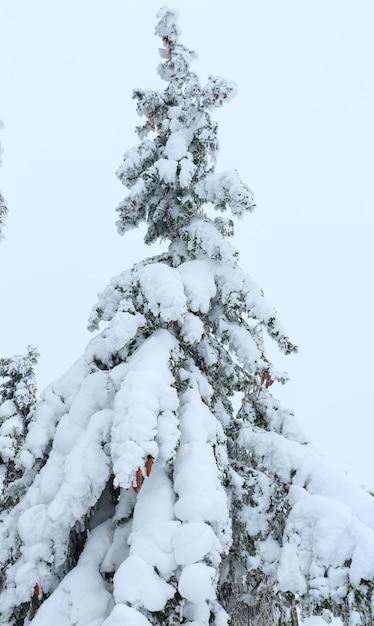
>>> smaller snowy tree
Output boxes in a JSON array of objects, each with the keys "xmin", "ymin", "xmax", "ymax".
[
  {"xmin": 0, "ymin": 346, "xmax": 39, "ymax": 511},
  {"xmin": 0, "ymin": 121, "xmax": 8, "ymax": 243}
]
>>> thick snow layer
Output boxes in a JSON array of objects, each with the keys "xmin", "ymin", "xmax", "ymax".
[
  {"xmin": 163, "ymin": 128, "xmax": 192, "ymax": 160},
  {"xmin": 155, "ymin": 157, "xmax": 178, "ymax": 183},
  {"xmin": 29, "ymin": 567, "xmax": 112, "ymax": 626},
  {"xmin": 179, "ymin": 312, "xmax": 205, "ymax": 345},
  {"xmin": 30, "ymin": 522, "xmax": 114, "ymax": 626},
  {"xmin": 240, "ymin": 427, "xmax": 374, "ymax": 528},
  {"xmin": 130, "ymin": 519, "xmax": 179, "ymax": 576},
  {"xmin": 0, "ymin": 399, "xmax": 17, "ymax": 420},
  {"xmin": 173, "ymin": 389, "xmax": 230, "ymax": 550},
  {"xmin": 129, "ymin": 466, "xmax": 179, "ymax": 576},
  {"xmin": 178, "ymin": 260, "xmax": 217, "ymax": 313},
  {"xmin": 173, "ymin": 521, "xmax": 221, "ymax": 566},
  {"xmin": 88, "ymin": 273, "xmax": 134, "ymax": 330},
  {"xmin": 239, "ymin": 424, "xmax": 374, "ymax": 601},
  {"xmin": 24, "ymin": 355, "xmax": 90, "ymax": 461},
  {"xmin": 101, "ymin": 520, "xmax": 132, "ymax": 574},
  {"xmin": 280, "ymin": 491, "xmax": 374, "ymax": 591},
  {"xmin": 116, "ymin": 140, "xmax": 157, "ymax": 187},
  {"xmin": 196, "ymin": 170, "xmax": 254, "ymax": 217},
  {"xmin": 178, "ymin": 562, "xmax": 216, "ymax": 603},
  {"xmin": 183, "ymin": 219, "xmax": 239, "ymax": 264},
  {"xmin": 0, "ymin": 366, "xmax": 116, "ymax": 611},
  {"xmin": 178, "ymin": 388, "xmax": 224, "ymax": 445},
  {"xmin": 111, "ymin": 330, "xmax": 179, "ymax": 489},
  {"xmin": 0, "ymin": 435, "xmax": 16, "ymax": 461},
  {"xmin": 217, "ymin": 317, "xmax": 264, "ymax": 373},
  {"xmin": 85, "ymin": 312, "xmax": 144, "ymax": 366},
  {"xmin": 156, "ymin": 407, "xmax": 180, "ymax": 464},
  {"xmin": 179, "ymin": 157, "xmax": 196, "ymax": 187},
  {"xmin": 138, "ymin": 262, "xmax": 187, "ymax": 322},
  {"xmin": 113, "ymin": 555, "xmax": 175, "ymax": 611},
  {"xmin": 102, "ymin": 604, "xmax": 152, "ymax": 626}
]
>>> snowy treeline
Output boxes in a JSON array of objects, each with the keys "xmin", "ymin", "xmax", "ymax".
[{"xmin": 0, "ymin": 7, "xmax": 374, "ymax": 626}]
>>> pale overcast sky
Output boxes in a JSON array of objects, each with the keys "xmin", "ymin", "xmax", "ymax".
[{"xmin": 1, "ymin": 0, "xmax": 373, "ymax": 485}]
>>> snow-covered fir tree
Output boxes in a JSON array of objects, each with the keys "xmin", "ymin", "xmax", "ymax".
[
  {"xmin": 0, "ymin": 120, "xmax": 8, "ymax": 243},
  {"xmin": 0, "ymin": 346, "xmax": 39, "ymax": 512},
  {"xmin": 1, "ymin": 7, "xmax": 374, "ymax": 626}
]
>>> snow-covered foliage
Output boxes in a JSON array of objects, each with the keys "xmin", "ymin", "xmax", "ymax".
[
  {"xmin": 0, "ymin": 120, "xmax": 8, "ymax": 243},
  {"xmin": 0, "ymin": 346, "xmax": 39, "ymax": 511},
  {"xmin": 1, "ymin": 7, "xmax": 374, "ymax": 626}
]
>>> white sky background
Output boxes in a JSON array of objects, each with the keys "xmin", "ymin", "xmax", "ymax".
[{"xmin": 0, "ymin": 0, "xmax": 373, "ymax": 486}]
